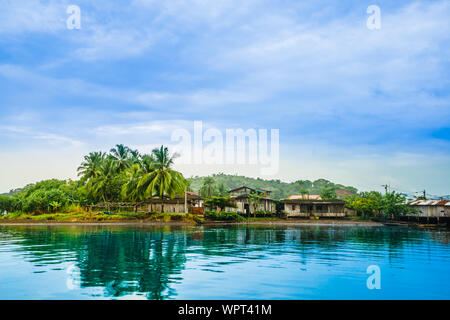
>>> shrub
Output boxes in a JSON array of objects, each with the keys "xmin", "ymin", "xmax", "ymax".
[
  {"xmin": 254, "ymin": 210, "xmax": 274, "ymax": 217},
  {"xmin": 205, "ymin": 211, "xmax": 245, "ymax": 222},
  {"xmin": 18, "ymin": 188, "xmax": 70, "ymax": 213},
  {"xmin": 0, "ymin": 196, "xmax": 14, "ymax": 213}
]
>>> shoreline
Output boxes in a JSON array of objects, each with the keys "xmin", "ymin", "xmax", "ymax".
[{"xmin": 0, "ymin": 218, "xmax": 383, "ymax": 227}]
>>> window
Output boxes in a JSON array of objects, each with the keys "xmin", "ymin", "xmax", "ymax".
[{"xmin": 292, "ymin": 205, "xmax": 296, "ymax": 210}]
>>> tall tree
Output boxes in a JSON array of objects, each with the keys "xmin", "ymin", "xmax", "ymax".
[
  {"xmin": 77, "ymin": 152, "xmax": 106, "ymax": 184},
  {"xmin": 248, "ymin": 192, "xmax": 263, "ymax": 218},
  {"xmin": 200, "ymin": 177, "xmax": 216, "ymax": 198},
  {"xmin": 122, "ymin": 164, "xmax": 144, "ymax": 202},
  {"xmin": 217, "ymin": 183, "xmax": 228, "ymax": 196},
  {"xmin": 321, "ymin": 186, "xmax": 337, "ymax": 200},
  {"xmin": 137, "ymin": 146, "xmax": 187, "ymax": 212},
  {"xmin": 109, "ymin": 144, "xmax": 131, "ymax": 172},
  {"xmin": 89, "ymin": 158, "xmax": 120, "ymax": 210},
  {"xmin": 128, "ymin": 148, "xmax": 142, "ymax": 166}
]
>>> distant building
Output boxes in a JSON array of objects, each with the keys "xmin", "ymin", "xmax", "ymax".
[
  {"xmin": 141, "ymin": 192, "xmax": 204, "ymax": 214},
  {"xmin": 281, "ymin": 198, "xmax": 349, "ymax": 218},
  {"xmin": 287, "ymin": 194, "xmax": 322, "ymax": 200},
  {"xmin": 90, "ymin": 192, "xmax": 204, "ymax": 214},
  {"xmin": 409, "ymin": 200, "xmax": 450, "ymax": 217},
  {"xmin": 287, "ymin": 190, "xmax": 353, "ymax": 201},
  {"xmin": 227, "ymin": 186, "xmax": 276, "ymax": 215}
]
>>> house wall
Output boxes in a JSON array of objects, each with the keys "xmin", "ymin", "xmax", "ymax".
[
  {"xmin": 410, "ymin": 205, "xmax": 449, "ymax": 217},
  {"xmin": 135, "ymin": 202, "xmax": 188, "ymax": 214},
  {"xmin": 234, "ymin": 198, "xmax": 276, "ymax": 214},
  {"xmin": 284, "ymin": 203, "xmax": 346, "ymax": 217}
]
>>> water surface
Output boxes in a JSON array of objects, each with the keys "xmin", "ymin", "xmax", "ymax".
[{"xmin": 0, "ymin": 224, "xmax": 449, "ymax": 299}]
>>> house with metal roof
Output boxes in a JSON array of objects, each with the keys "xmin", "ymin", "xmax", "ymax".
[
  {"xmin": 227, "ymin": 186, "xmax": 276, "ymax": 215},
  {"xmin": 286, "ymin": 194, "xmax": 322, "ymax": 200},
  {"xmin": 409, "ymin": 200, "xmax": 450, "ymax": 217},
  {"xmin": 281, "ymin": 197, "xmax": 348, "ymax": 218}
]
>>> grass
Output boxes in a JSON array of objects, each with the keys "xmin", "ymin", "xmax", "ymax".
[
  {"xmin": 0, "ymin": 211, "xmax": 199, "ymax": 223},
  {"xmin": 246, "ymin": 216, "xmax": 282, "ymax": 221}
]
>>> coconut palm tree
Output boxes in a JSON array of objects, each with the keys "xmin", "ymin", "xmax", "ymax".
[
  {"xmin": 109, "ymin": 144, "xmax": 131, "ymax": 172},
  {"xmin": 200, "ymin": 177, "xmax": 216, "ymax": 198},
  {"xmin": 139, "ymin": 154, "xmax": 154, "ymax": 173},
  {"xmin": 217, "ymin": 183, "xmax": 228, "ymax": 196},
  {"xmin": 136, "ymin": 146, "xmax": 187, "ymax": 213},
  {"xmin": 89, "ymin": 158, "xmax": 119, "ymax": 211},
  {"xmin": 128, "ymin": 148, "xmax": 142, "ymax": 166},
  {"xmin": 77, "ymin": 152, "xmax": 106, "ymax": 184},
  {"xmin": 122, "ymin": 164, "xmax": 145, "ymax": 202}
]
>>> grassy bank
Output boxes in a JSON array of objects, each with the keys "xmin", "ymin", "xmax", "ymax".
[
  {"xmin": 0, "ymin": 211, "xmax": 201, "ymax": 224},
  {"xmin": 0, "ymin": 211, "xmax": 382, "ymax": 226}
]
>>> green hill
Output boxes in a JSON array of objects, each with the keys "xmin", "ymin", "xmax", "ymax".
[
  {"xmin": 187, "ymin": 173, "xmax": 358, "ymax": 200},
  {"xmin": 0, "ymin": 188, "xmax": 24, "ymax": 197}
]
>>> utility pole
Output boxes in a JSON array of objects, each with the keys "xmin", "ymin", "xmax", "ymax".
[
  {"xmin": 416, "ymin": 190, "xmax": 427, "ymax": 200},
  {"xmin": 381, "ymin": 184, "xmax": 389, "ymax": 194}
]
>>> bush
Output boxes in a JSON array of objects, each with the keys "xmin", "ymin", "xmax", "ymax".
[
  {"xmin": 254, "ymin": 210, "xmax": 275, "ymax": 217},
  {"xmin": 344, "ymin": 191, "xmax": 415, "ymax": 219},
  {"xmin": 0, "ymin": 196, "xmax": 14, "ymax": 213},
  {"xmin": 204, "ymin": 196, "xmax": 235, "ymax": 211},
  {"xmin": 19, "ymin": 189, "xmax": 69, "ymax": 213},
  {"xmin": 205, "ymin": 211, "xmax": 245, "ymax": 222}
]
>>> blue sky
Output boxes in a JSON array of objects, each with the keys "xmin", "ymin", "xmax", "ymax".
[{"xmin": 0, "ymin": 0, "xmax": 449, "ymax": 195}]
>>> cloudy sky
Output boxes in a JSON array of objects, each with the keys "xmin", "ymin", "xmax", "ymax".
[{"xmin": 0, "ymin": 0, "xmax": 449, "ymax": 196}]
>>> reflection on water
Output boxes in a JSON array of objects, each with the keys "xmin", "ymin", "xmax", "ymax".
[{"xmin": 0, "ymin": 225, "xmax": 449, "ymax": 299}]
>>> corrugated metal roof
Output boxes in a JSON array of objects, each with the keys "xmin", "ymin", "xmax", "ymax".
[
  {"xmin": 288, "ymin": 195, "xmax": 322, "ymax": 200},
  {"xmin": 409, "ymin": 200, "xmax": 450, "ymax": 206}
]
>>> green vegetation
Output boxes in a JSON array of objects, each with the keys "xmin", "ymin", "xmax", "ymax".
[
  {"xmin": 133, "ymin": 146, "xmax": 187, "ymax": 213},
  {"xmin": 204, "ymin": 211, "xmax": 245, "ymax": 222},
  {"xmin": 320, "ymin": 186, "xmax": 338, "ymax": 200},
  {"xmin": 247, "ymin": 192, "xmax": 264, "ymax": 218},
  {"xmin": 4, "ymin": 143, "xmax": 418, "ymax": 226},
  {"xmin": 0, "ymin": 211, "xmax": 198, "ymax": 223},
  {"xmin": 344, "ymin": 191, "xmax": 417, "ymax": 219},
  {"xmin": 188, "ymin": 174, "xmax": 357, "ymax": 200},
  {"xmin": 0, "ymin": 144, "xmax": 188, "ymax": 218},
  {"xmin": 204, "ymin": 196, "xmax": 235, "ymax": 211}
]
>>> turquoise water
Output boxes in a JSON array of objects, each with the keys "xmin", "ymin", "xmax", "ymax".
[{"xmin": 0, "ymin": 224, "xmax": 449, "ymax": 300}]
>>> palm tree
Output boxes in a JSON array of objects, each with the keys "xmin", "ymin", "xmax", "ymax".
[
  {"xmin": 136, "ymin": 146, "xmax": 187, "ymax": 213},
  {"xmin": 89, "ymin": 158, "xmax": 118, "ymax": 211},
  {"xmin": 200, "ymin": 177, "xmax": 216, "ymax": 198},
  {"xmin": 139, "ymin": 154, "xmax": 154, "ymax": 173},
  {"xmin": 122, "ymin": 164, "xmax": 145, "ymax": 202},
  {"xmin": 77, "ymin": 152, "xmax": 106, "ymax": 183},
  {"xmin": 109, "ymin": 144, "xmax": 131, "ymax": 172},
  {"xmin": 217, "ymin": 183, "xmax": 228, "ymax": 196},
  {"xmin": 128, "ymin": 148, "xmax": 141, "ymax": 166}
]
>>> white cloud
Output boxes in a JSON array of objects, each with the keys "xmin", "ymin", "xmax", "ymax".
[
  {"xmin": 0, "ymin": 125, "xmax": 84, "ymax": 147},
  {"xmin": 93, "ymin": 120, "xmax": 192, "ymax": 136},
  {"xmin": 0, "ymin": 0, "xmax": 449, "ymax": 194},
  {"xmin": 0, "ymin": 0, "xmax": 67, "ymax": 34}
]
